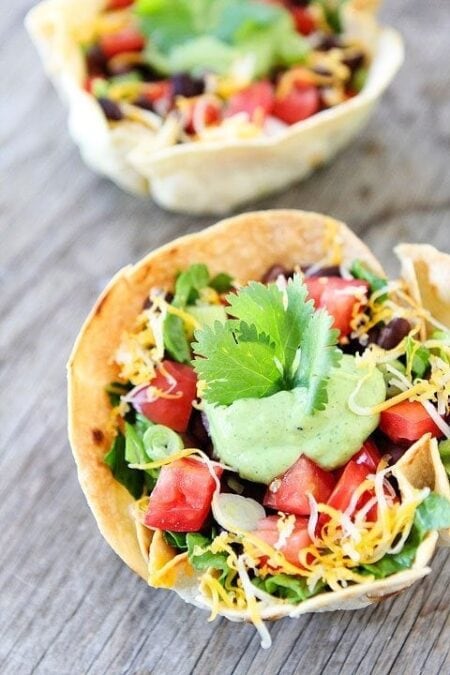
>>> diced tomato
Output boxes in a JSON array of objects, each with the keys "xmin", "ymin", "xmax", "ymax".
[
  {"xmin": 327, "ymin": 461, "xmax": 371, "ymax": 515},
  {"xmin": 264, "ymin": 456, "xmax": 336, "ymax": 516},
  {"xmin": 291, "ymin": 7, "xmax": 316, "ymax": 35},
  {"xmin": 225, "ymin": 81, "xmax": 275, "ymax": 121},
  {"xmin": 253, "ymin": 515, "xmax": 311, "ymax": 566},
  {"xmin": 144, "ymin": 459, "xmax": 222, "ymax": 532},
  {"xmin": 272, "ymin": 84, "xmax": 320, "ymax": 125},
  {"xmin": 141, "ymin": 80, "xmax": 173, "ymax": 104},
  {"xmin": 326, "ymin": 455, "xmax": 379, "ymax": 523},
  {"xmin": 305, "ymin": 277, "xmax": 369, "ymax": 338},
  {"xmin": 352, "ymin": 439, "xmax": 381, "ymax": 472},
  {"xmin": 131, "ymin": 360, "xmax": 197, "ymax": 433},
  {"xmin": 106, "ymin": 0, "xmax": 134, "ymax": 9},
  {"xmin": 183, "ymin": 97, "xmax": 222, "ymax": 135},
  {"xmin": 100, "ymin": 28, "xmax": 145, "ymax": 59},
  {"xmin": 84, "ymin": 76, "xmax": 100, "ymax": 94},
  {"xmin": 380, "ymin": 400, "xmax": 443, "ymax": 443}
]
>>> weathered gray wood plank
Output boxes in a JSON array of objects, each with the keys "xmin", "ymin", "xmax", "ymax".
[{"xmin": 1, "ymin": 0, "xmax": 449, "ymax": 673}]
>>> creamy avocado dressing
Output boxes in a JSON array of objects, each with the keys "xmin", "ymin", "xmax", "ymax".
[{"xmin": 205, "ymin": 355, "xmax": 386, "ymax": 484}]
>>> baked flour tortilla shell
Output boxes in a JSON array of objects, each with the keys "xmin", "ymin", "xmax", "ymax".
[
  {"xmin": 67, "ymin": 210, "xmax": 449, "ymax": 620},
  {"xmin": 26, "ymin": 1, "xmax": 404, "ymax": 213}
]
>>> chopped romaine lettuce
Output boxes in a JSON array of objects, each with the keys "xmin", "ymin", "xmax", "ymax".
[
  {"xmin": 360, "ymin": 492, "xmax": 450, "ymax": 579},
  {"xmin": 350, "ymin": 259, "xmax": 388, "ymax": 298},
  {"xmin": 438, "ymin": 440, "xmax": 450, "ymax": 478},
  {"xmin": 164, "ymin": 531, "xmax": 188, "ymax": 551},
  {"xmin": 163, "ymin": 263, "xmax": 233, "ymax": 364},
  {"xmin": 187, "ymin": 532, "xmax": 230, "ymax": 581},
  {"xmin": 135, "ymin": 0, "xmax": 308, "ymax": 77},
  {"xmin": 104, "ymin": 432, "xmax": 145, "ymax": 499},
  {"xmin": 253, "ymin": 574, "xmax": 324, "ymax": 603}
]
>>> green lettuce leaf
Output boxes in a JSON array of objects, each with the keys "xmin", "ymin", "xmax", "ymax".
[
  {"xmin": 164, "ymin": 531, "xmax": 188, "ymax": 551},
  {"xmin": 173, "ymin": 263, "xmax": 210, "ymax": 308},
  {"xmin": 350, "ymin": 259, "xmax": 388, "ymax": 299},
  {"xmin": 438, "ymin": 440, "xmax": 450, "ymax": 478},
  {"xmin": 186, "ymin": 532, "xmax": 230, "ymax": 581},
  {"xmin": 414, "ymin": 492, "xmax": 450, "ymax": 535},
  {"xmin": 252, "ymin": 574, "xmax": 325, "ymax": 604},
  {"xmin": 209, "ymin": 272, "xmax": 233, "ymax": 293},
  {"xmin": 104, "ymin": 432, "xmax": 144, "ymax": 500},
  {"xmin": 135, "ymin": 0, "xmax": 308, "ymax": 77},
  {"xmin": 163, "ymin": 313, "xmax": 191, "ymax": 364},
  {"xmin": 405, "ymin": 336, "xmax": 430, "ymax": 378},
  {"xmin": 360, "ymin": 492, "xmax": 450, "ymax": 579},
  {"xmin": 430, "ymin": 330, "xmax": 450, "ymax": 365},
  {"xmin": 105, "ymin": 381, "xmax": 132, "ymax": 407},
  {"xmin": 163, "ymin": 263, "xmax": 230, "ymax": 364},
  {"xmin": 313, "ymin": 0, "xmax": 347, "ymax": 34}
]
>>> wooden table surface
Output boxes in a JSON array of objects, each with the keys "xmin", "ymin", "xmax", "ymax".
[{"xmin": 1, "ymin": 1, "xmax": 449, "ymax": 673}]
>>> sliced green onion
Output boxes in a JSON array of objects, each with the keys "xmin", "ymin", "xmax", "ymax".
[{"xmin": 143, "ymin": 424, "xmax": 184, "ymax": 462}]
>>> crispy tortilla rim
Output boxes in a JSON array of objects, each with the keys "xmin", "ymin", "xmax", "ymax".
[
  {"xmin": 26, "ymin": 1, "xmax": 404, "ymax": 213},
  {"xmin": 67, "ymin": 210, "xmax": 450, "ymax": 619}
]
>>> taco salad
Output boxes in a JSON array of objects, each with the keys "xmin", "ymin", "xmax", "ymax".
[{"xmin": 68, "ymin": 211, "xmax": 450, "ymax": 647}]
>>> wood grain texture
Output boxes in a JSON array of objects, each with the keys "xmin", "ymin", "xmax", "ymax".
[{"xmin": 1, "ymin": 0, "xmax": 449, "ymax": 673}]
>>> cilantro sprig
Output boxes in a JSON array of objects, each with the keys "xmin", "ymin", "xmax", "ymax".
[{"xmin": 192, "ymin": 274, "xmax": 341, "ymax": 412}]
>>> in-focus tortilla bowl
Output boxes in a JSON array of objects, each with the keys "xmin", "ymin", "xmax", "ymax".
[
  {"xmin": 68, "ymin": 211, "xmax": 450, "ymax": 646},
  {"xmin": 27, "ymin": 1, "xmax": 403, "ymax": 214}
]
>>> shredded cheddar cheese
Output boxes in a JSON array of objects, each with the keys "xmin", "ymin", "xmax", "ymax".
[{"xmin": 189, "ymin": 468, "xmax": 429, "ymax": 645}]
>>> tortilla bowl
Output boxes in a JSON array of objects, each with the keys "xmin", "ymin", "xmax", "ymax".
[
  {"xmin": 27, "ymin": 1, "xmax": 404, "ymax": 214},
  {"xmin": 67, "ymin": 210, "xmax": 450, "ymax": 634}
]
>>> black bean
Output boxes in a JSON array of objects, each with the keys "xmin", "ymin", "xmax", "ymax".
[
  {"xmin": 304, "ymin": 265, "xmax": 342, "ymax": 278},
  {"xmin": 367, "ymin": 324, "xmax": 381, "ymax": 344},
  {"xmin": 98, "ymin": 97, "xmax": 123, "ymax": 121},
  {"xmin": 189, "ymin": 409, "xmax": 210, "ymax": 447},
  {"xmin": 342, "ymin": 51, "xmax": 365, "ymax": 74},
  {"xmin": 377, "ymin": 318, "xmax": 411, "ymax": 350},
  {"xmin": 373, "ymin": 431, "xmax": 410, "ymax": 466},
  {"xmin": 86, "ymin": 44, "xmax": 107, "ymax": 76},
  {"xmin": 316, "ymin": 35, "xmax": 343, "ymax": 51},
  {"xmin": 137, "ymin": 64, "xmax": 164, "ymax": 82},
  {"xmin": 312, "ymin": 65, "xmax": 333, "ymax": 77},
  {"xmin": 261, "ymin": 264, "xmax": 293, "ymax": 283},
  {"xmin": 134, "ymin": 95, "xmax": 154, "ymax": 112},
  {"xmin": 171, "ymin": 73, "xmax": 204, "ymax": 98}
]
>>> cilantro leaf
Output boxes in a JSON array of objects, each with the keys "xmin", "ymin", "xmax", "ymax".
[
  {"xmin": 252, "ymin": 574, "xmax": 324, "ymax": 603},
  {"xmin": 193, "ymin": 320, "xmax": 283, "ymax": 405},
  {"xmin": 294, "ymin": 309, "xmax": 341, "ymax": 413},
  {"xmin": 192, "ymin": 274, "xmax": 340, "ymax": 410},
  {"xmin": 226, "ymin": 276, "xmax": 311, "ymax": 382}
]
